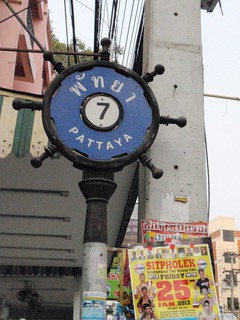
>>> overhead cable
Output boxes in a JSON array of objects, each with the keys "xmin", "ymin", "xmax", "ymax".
[
  {"xmin": 128, "ymin": 0, "xmax": 144, "ymax": 67},
  {"xmin": 64, "ymin": 0, "xmax": 71, "ymax": 67},
  {"xmin": 108, "ymin": 0, "xmax": 118, "ymax": 39},
  {"xmin": 122, "ymin": 0, "xmax": 135, "ymax": 66},
  {"xmin": 117, "ymin": 0, "xmax": 127, "ymax": 51},
  {"xmin": 0, "ymin": 47, "xmax": 99, "ymax": 57},
  {"xmin": 126, "ymin": 0, "xmax": 141, "ymax": 66},
  {"xmin": 94, "ymin": 0, "xmax": 102, "ymax": 59},
  {"xmin": 3, "ymin": 0, "xmax": 45, "ymax": 52},
  {"xmin": 69, "ymin": 0, "xmax": 78, "ymax": 64},
  {"xmin": 0, "ymin": 0, "xmax": 44, "ymax": 24}
]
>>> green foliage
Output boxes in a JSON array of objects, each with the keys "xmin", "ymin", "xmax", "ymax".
[
  {"xmin": 51, "ymin": 32, "xmax": 93, "ymax": 67},
  {"xmin": 112, "ymin": 44, "xmax": 125, "ymax": 63},
  {"xmin": 50, "ymin": 28, "xmax": 125, "ymax": 66}
]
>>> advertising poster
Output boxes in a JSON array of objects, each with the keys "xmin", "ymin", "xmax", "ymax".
[
  {"xmin": 82, "ymin": 292, "xmax": 106, "ymax": 320},
  {"xmin": 141, "ymin": 220, "xmax": 208, "ymax": 243},
  {"xmin": 107, "ymin": 249, "xmax": 131, "ymax": 300},
  {"xmin": 107, "ymin": 269, "xmax": 121, "ymax": 299},
  {"xmin": 129, "ymin": 244, "xmax": 220, "ymax": 320}
]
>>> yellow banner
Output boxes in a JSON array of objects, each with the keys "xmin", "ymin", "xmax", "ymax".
[{"xmin": 129, "ymin": 244, "xmax": 220, "ymax": 320}]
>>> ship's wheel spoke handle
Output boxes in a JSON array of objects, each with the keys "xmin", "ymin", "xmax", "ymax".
[
  {"xmin": 139, "ymin": 154, "xmax": 163, "ymax": 179},
  {"xmin": 12, "ymin": 98, "xmax": 42, "ymax": 111},
  {"xmin": 160, "ymin": 115, "xmax": 187, "ymax": 128},
  {"xmin": 142, "ymin": 64, "xmax": 165, "ymax": 83},
  {"xmin": 31, "ymin": 145, "xmax": 58, "ymax": 168},
  {"xmin": 43, "ymin": 50, "xmax": 65, "ymax": 73}
]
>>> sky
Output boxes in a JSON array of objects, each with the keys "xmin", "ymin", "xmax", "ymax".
[
  {"xmin": 48, "ymin": 0, "xmax": 240, "ymax": 228},
  {"xmin": 201, "ymin": 0, "xmax": 240, "ymax": 228},
  {"xmin": 48, "ymin": 0, "xmax": 96, "ymax": 47}
]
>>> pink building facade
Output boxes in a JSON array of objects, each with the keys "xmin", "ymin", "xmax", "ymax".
[
  {"xmin": 0, "ymin": 0, "xmax": 54, "ymax": 159},
  {"xmin": 0, "ymin": 0, "xmax": 54, "ymax": 95}
]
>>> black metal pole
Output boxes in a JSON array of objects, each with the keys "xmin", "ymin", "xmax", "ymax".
[
  {"xmin": 79, "ymin": 169, "xmax": 117, "ymax": 318},
  {"xmin": 94, "ymin": 0, "xmax": 100, "ymax": 60},
  {"xmin": 79, "ymin": 169, "xmax": 116, "ymax": 243}
]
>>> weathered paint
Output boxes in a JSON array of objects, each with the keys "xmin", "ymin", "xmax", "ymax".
[
  {"xmin": 12, "ymin": 108, "xmax": 35, "ymax": 158},
  {"xmin": 0, "ymin": 92, "xmax": 48, "ymax": 158},
  {"xmin": 81, "ymin": 242, "xmax": 107, "ymax": 319},
  {"xmin": 0, "ymin": 94, "xmax": 3, "ymax": 116},
  {"xmin": 0, "ymin": 96, "xmax": 19, "ymax": 158},
  {"xmin": 30, "ymin": 110, "xmax": 49, "ymax": 157}
]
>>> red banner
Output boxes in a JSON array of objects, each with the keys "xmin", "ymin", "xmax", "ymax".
[{"xmin": 141, "ymin": 220, "xmax": 208, "ymax": 243}]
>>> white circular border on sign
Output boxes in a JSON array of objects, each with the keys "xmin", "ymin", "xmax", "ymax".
[{"xmin": 81, "ymin": 94, "xmax": 122, "ymax": 131}]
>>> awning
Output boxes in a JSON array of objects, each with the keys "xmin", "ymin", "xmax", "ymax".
[{"xmin": 0, "ymin": 88, "xmax": 48, "ymax": 159}]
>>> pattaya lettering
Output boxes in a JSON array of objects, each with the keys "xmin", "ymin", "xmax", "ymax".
[{"xmin": 69, "ymin": 127, "xmax": 133, "ymax": 150}]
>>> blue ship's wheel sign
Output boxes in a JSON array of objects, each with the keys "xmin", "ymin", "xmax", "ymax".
[{"xmin": 42, "ymin": 60, "xmax": 160, "ymax": 169}]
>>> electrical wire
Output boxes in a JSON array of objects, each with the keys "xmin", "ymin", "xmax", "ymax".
[
  {"xmin": 0, "ymin": 0, "xmax": 44, "ymax": 24},
  {"xmin": 129, "ymin": 0, "xmax": 144, "ymax": 68},
  {"xmin": 108, "ymin": 0, "xmax": 118, "ymax": 39},
  {"xmin": 113, "ymin": 0, "xmax": 121, "ymax": 62},
  {"xmin": 64, "ymin": 0, "xmax": 71, "ymax": 67},
  {"xmin": 69, "ymin": 0, "xmax": 78, "ymax": 64},
  {"xmin": 97, "ymin": 0, "xmax": 103, "ymax": 57},
  {"xmin": 100, "ymin": 0, "xmax": 110, "ymax": 34},
  {"xmin": 122, "ymin": 0, "xmax": 135, "ymax": 66},
  {"xmin": 74, "ymin": 0, "xmax": 109, "ymax": 40},
  {"xmin": 0, "ymin": 47, "xmax": 99, "ymax": 56},
  {"xmin": 213, "ymin": 248, "xmax": 240, "ymax": 253},
  {"xmin": 128, "ymin": 2, "xmax": 142, "ymax": 64},
  {"xmin": 204, "ymin": 126, "xmax": 211, "ymax": 224},
  {"xmin": 117, "ymin": 0, "xmax": 127, "ymax": 51},
  {"xmin": 126, "ymin": 0, "xmax": 142, "ymax": 67},
  {"xmin": 99, "ymin": 0, "xmax": 107, "ymax": 41},
  {"xmin": 74, "ymin": 0, "xmax": 95, "ymax": 14},
  {"xmin": 108, "ymin": 0, "xmax": 114, "ymax": 38},
  {"xmin": 3, "ymin": 0, "xmax": 45, "ymax": 52},
  {"xmin": 98, "ymin": 0, "xmax": 144, "ymax": 65}
]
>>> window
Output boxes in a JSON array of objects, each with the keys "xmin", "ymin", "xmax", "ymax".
[
  {"xmin": 225, "ymin": 274, "xmax": 238, "ymax": 286},
  {"xmin": 223, "ymin": 230, "xmax": 234, "ymax": 242},
  {"xmin": 224, "ymin": 254, "xmax": 236, "ymax": 264},
  {"xmin": 227, "ymin": 297, "xmax": 239, "ymax": 310},
  {"xmin": 14, "ymin": 35, "xmax": 34, "ymax": 82}
]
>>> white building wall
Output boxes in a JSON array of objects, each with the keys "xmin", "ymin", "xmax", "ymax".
[
  {"xmin": 209, "ymin": 218, "xmax": 240, "ymax": 311},
  {"xmin": 210, "ymin": 217, "xmax": 236, "ymax": 232}
]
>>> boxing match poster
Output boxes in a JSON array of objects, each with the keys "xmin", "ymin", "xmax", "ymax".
[{"xmin": 128, "ymin": 244, "xmax": 220, "ymax": 320}]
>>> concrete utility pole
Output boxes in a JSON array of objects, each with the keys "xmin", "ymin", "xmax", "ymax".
[
  {"xmin": 230, "ymin": 254, "xmax": 235, "ymax": 313},
  {"xmin": 223, "ymin": 252, "xmax": 239, "ymax": 313},
  {"xmin": 139, "ymin": 0, "xmax": 207, "ymax": 225}
]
